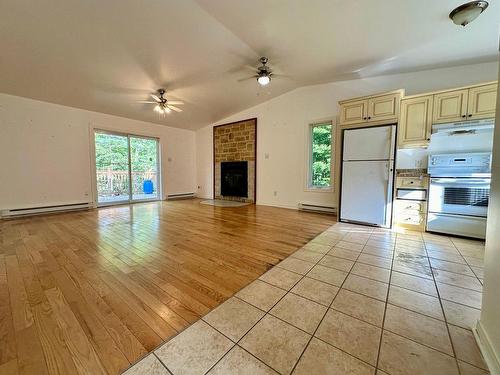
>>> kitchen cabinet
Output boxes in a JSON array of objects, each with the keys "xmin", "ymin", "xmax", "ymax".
[
  {"xmin": 433, "ymin": 89, "xmax": 468, "ymax": 124},
  {"xmin": 339, "ymin": 99, "xmax": 367, "ymax": 125},
  {"xmin": 433, "ymin": 83, "xmax": 497, "ymax": 124},
  {"xmin": 398, "ymin": 95, "xmax": 433, "ymax": 148},
  {"xmin": 393, "ymin": 176, "xmax": 429, "ymax": 232},
  {"xmin": 339, "ymin": 91, "xmax": 402, "ymax": 126},
  {"xmin": 368, "ymin": 93, "xmax": 399, "ymax": 123},
  {"xmin": 467, "ymin": 83, "xmax": 498, "ymax": 120}
]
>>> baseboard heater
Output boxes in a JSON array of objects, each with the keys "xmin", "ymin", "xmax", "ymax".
[
  {"xmin": 1, "ymin": 202, "xmax": 93, "ymax": 219},
  {"xmin": 298, "ymin": 202, "xmax": 336, "ymax": 215},
  {"xmin": 167, "ymin": 192, "xmax": 195, "ymax": 200}
]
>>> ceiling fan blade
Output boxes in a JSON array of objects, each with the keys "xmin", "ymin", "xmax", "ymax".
[
  {"xmin": 137, "ymin": 100, "xmax": 157, "ymax": 103},
  {"xmin": 150, "ymin": 94, "xmax": 161, "ymax": 102},
  {"xmin": 237, "ymin": 75, "xmax": 257, "ymax": 82},
  {"xmin": 270, "ymin": 73, "xmax": 290, "ymax": 79},
  {"xmin": 166, "ymin": 100, "xmax": 184, "ymax": 105},
  {"xmin": 167, "ymin": 105, "xmax": 182, "ymax": 112},
  {"xmin": 243, "ymin": 64, "xmax": 257, "ymax": 71}
]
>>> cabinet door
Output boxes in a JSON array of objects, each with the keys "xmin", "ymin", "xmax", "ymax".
[
  {"xmin": 467, "ymin": 83, "xmax": 497, "ymax": 120},
  {"xmin": 367, "ymin": 93, "xmax": 399, "ymax": 122},
  {"xmin": 339, "ymin": 99, "xmax": 367, "ymax": 125},
  {"xmin": 398, "ymin": 95, "xmax": 433, "ymax": 148},
  {"xmin": 433, "ymin": 89, "xmax": 468, "ymax": 123}
]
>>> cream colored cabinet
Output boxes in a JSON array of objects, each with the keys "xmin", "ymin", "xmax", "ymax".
[
  {"xmin": 398, "ymin": 95, "xmax": 433, "ymax": 148},
  {"xmin": 433, "ymin": 89, "xmax": 468, "ymax": 123},
  {"xmin": 433, "ymin": 83, "xmax": 497, "ymax": 124},
  {"xmin": 467, "ymin": 83, "xmax": 498, "ymax": 120},
  {"xmin": 393, "ymin": 176, "xmax": 429, "ymax": 232},
  {"xmin": 368, "ymin": 94, "xmax": 399, "ymax": 122},
  {"xmin": 339, "ymin": 91, "xmax": 402, "ymax": 126},
  {"xmin": 339, "ymin": 99, "xmax": 367, "ymax": 125}
]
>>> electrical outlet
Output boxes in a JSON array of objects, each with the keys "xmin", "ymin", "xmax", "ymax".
[
  {"xmin": 273, "ymin": 191, "xmax": 278, "ymax": 197},
  {"xmin": 265, "ymin": 153, "xmax": 269, "ymax": 159}
]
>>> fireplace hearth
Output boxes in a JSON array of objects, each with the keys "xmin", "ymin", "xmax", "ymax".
[{"xmin": 221, "ymin": 161, "xmax": 248, "ymax": 198}]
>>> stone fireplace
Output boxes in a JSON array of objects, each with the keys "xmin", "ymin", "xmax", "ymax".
[{"xmin": 214, "ymin": 118, "xmax": 256, "ymax": 203}]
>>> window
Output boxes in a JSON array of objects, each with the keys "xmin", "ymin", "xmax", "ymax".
[{"xmin": 308, "ymin": 121, "xmax": 333, "ymax": 189}]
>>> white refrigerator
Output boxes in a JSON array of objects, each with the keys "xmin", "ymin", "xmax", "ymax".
[{"xmin": 340, "ymin": 125, "xmax": 396, "ymax": 227}]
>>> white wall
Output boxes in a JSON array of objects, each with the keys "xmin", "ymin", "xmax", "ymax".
[
  {"xmin": 0, "ymin": 93, "xmax": 196, "ymax": 210},
  {"xmin": 196, "ymin": 62, "xmax": 499, "ymax": 209},
  {"xmin": 477, "ymin": 62, "xmax": 500, "ymax": 375}
]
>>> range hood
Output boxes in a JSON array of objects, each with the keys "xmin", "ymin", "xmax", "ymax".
[
  {"xmin": 432, "ymin": 118, "xmax": 494, "ymax": 135},
  {"xmin": 429, "ymin": 118, "xmax": 494, "ymax": 154}
]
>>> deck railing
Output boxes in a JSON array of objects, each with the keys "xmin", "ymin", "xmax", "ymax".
[{"xmin": 96, "ymin": 169, "xmax": 157, "ymax": 197}]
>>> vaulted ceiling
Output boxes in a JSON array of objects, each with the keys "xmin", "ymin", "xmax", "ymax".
[{"xmin": 1, "ymin": 0, "xmax": 498, "ymax": 130}]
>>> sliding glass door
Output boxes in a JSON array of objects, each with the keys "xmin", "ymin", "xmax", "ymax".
[
  {"xmin": 94, "ymin": 131, "xmax": 160, "ymax": 205},
  {"xmin": 130, "ymin": 136, "xmax": 159, "ymax": 201}
]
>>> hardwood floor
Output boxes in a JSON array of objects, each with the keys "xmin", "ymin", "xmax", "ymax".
[{"xmin": 0, "ymin": 199, "xmax": 336, "ymax": 375}]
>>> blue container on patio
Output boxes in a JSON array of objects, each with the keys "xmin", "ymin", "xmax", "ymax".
[{"xmin": 143, "ymin": 180, "xmax": 154, "ymax": 194}]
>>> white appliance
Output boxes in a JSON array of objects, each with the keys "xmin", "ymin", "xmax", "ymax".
[
  {"xmin": 427, "ymin": 153, "xmax": 491, "ymax": 239},
  {"xmin": 340, "ymin": 125, "xmax": 396, "ymax": 227},
  {"xmin": 429, "ymin": 118, "xmax": 494, "ymax": 154}
]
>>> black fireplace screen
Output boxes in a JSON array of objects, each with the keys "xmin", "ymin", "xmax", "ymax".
[{"xmin": 221, "ymin": 161, "xmax": 248, "ymax": 197}]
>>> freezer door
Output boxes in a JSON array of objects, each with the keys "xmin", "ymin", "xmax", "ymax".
[
  {"xmin": 340, "ymin": 160, "xmax": 392, "ymax": 226},
  {"xmin": 343, "ymin": 125, "xmax": 395, "ymax": 161}
]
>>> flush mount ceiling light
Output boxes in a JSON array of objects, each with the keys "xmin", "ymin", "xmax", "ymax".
[{"xmin": 449, "ymin": 1, "xmax": 489, "ymax": 26}]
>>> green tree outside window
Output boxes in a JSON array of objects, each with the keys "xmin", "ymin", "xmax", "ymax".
[{"xmin": 310, "ymin": 123, "xmax": 332, "ymax": 188}]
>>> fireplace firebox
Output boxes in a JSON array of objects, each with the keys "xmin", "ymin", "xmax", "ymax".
[{"xmin": 221, "ymin": 161, "xmax": 248, "ymax": 198}]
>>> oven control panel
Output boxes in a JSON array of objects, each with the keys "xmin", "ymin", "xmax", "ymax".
[{"xmin": 428, "ymin": 153, "xmax": 491, "ymax": 177}]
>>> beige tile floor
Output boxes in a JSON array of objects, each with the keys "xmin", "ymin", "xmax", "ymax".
[{"xmin": 121, "ymin": 222, "xmax": 489, "ymax": 375}]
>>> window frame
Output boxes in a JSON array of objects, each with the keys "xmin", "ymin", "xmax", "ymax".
[{"xmin": 306, "ymin": 120, "xmax": 334, "ymax": 192}]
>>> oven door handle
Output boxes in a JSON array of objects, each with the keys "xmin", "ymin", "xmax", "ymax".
[{"xmin": 431, "ymin": 178, "xmax": 491, "ymax": 185}]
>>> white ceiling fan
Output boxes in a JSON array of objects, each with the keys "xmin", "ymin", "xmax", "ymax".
[
  {"xmin": 139, "ymin": 89, "xmax": 184, "ymax": 114},
  {"xmin": 238, "ymin": 57, "xmax": 285, "ymax": 86}
]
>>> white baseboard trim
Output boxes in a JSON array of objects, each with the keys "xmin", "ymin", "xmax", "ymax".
[
  {"xmin": 255, "ymin": 201, "xmax": 298, "ymax": 210},
  {"xmin": 473, "ymin": 320, "xmax": 500, "ymax": 375}
]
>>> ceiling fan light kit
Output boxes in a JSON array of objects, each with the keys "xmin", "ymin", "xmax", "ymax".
[
  {"xmin": 449, "ymin": 1, "xmax": 488, "ymax": 26},
  {"xmin": 146, "ymin": 89, "xmax": 184, "ymax": 116},
  {"xmin": 238, "ymin": 56, "xmax": 278, "ymax": 86},
  {"xmin": 257, "ymin": 73, "xmax": 271, "ymax": 86}
]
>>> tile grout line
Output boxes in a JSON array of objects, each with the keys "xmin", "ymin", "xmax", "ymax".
[
  {"xmin": 423, "ymin": 234, "xmax": 463, "ymax": 374},
  {"xmin": 288, "ymin": 228, "xmax": 376, "ymax": 374},
  {"xmin": 372, "ymin": 229, "xmax": 398, "ymax": 374}
]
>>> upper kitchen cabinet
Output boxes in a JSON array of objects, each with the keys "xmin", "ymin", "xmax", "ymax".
[
  {"xmin": 467, "ymin": 83, "xmax": 498, "ymax": 120},
  {"xmin": 433, "ymin": 83, "xmax": 498, "ymax": 124},
  {"xmin": 398, "ymin": 81, "xmax": 497, "ymax": 149},
  {"xmin": 339, "ymin": 90, "xmax": 403, "ymax": 126},
  {"xmin": 368, "ymin": 93, "xmax": 400, "ymax": 123},
  {"xmin": 398, "ymin": 95, "xmax": 433, "ymax": 148},
  {"xmin": 339, "ymin": 99, "xmax": 367, "ymax": 125},
  {"xmin": 432, "ymin": 89, "xmax": 468, "ymax": 124}
]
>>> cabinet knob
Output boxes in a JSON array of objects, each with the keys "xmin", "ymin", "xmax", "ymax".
[
  {"xmin": 363, "ymin": 117, "xmax": 367, "ymax": 120},
  {"xmin": 462, "ymin": 115, "xmax": 466, "ymax": 118},
  {"xmin": 368, "ymin": 116, "xmax": 371, "ymax": 120},
  {"xmin": 426, "ymin": 138, "xmax": 430, "ymax": 141},
  {"xmin": 468, "ymin": 114, "xmax": 472, "ymax": 117}
]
